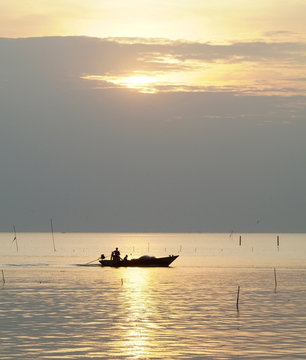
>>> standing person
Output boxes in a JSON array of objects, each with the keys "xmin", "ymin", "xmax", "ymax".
[{"xmin": 111, "ymin": 247, "xmax": 121, "ymax": 262}]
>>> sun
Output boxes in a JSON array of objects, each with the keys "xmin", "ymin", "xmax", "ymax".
[
  {"xmin": 81, "ymin": 73, "xmax": 159, "ymax": 93},
  {"xmin": 115, "ymin": 75, "xmax": 157, "ymax": 93},
  {"xmin": 123, "ymin": 75, "xmax": 155, "ymax": 86}
]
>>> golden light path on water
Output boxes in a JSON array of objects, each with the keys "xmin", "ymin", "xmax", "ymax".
[{"xmin": 120, "ymin": 268, "xmax": 153, "ymax": 358}]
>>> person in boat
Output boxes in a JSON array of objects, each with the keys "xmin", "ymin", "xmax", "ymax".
[
  {"xmin": 123, "ymin": 254, "xmax": 128, "ymax": 262},
  {"xmin": 111, "ymin": 247, "xmax": 121, "ymax": 262}
]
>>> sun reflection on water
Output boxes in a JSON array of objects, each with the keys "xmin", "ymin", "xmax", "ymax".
[{"xmin": 118, "ymin": 268, "xmax": 156, "ymax": 358}]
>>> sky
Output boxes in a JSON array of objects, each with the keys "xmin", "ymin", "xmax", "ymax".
[{"xmin": 0, "ymin": 1, "xmax": 306, "ymax": 232}]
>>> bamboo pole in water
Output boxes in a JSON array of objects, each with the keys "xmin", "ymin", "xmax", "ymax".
[
  {"xmin": 236, "ymin": 286, "xmax": 240, "ymax": 311},
  {"xmin": 274, "ymin": 267, "xmax": 277, "ymax": 292},
  {"xmin": 1, "ymin": 270, "xmax": 5, "ymax": 284},
  {"xmin": 13, "ymin": 225, "xmax": 18, "ymax": 252},
  {"xmin": 50, "ymin": 218, "xmax": 56, "ymax": 252}
]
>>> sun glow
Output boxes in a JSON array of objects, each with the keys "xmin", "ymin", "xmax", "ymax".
[
  {"xmin": 114, "ymin": 75, "xmax": 157, "ymax": 93},
  {"xmin": 82, "ymin": 73, "xmax": 160, "ymax": 93},
  {"xmin": 123, "ymin": 75, "xmax": 156, "ymax": 86},
  {"xmin": 81, "ymin": 50, "xmax": 306, "ymax": 96}
]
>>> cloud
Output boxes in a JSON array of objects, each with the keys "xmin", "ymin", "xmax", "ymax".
[
  {"xmin": 2, "ymin": 36, "xmax": 305, "ymax": 75},
  {"xmin": 3, "ymin": 35, "xmax": 301, "ymax": 96},
  {"xmin": 1, "ymin": 36, "xmax": 306, "ymax": 232}
]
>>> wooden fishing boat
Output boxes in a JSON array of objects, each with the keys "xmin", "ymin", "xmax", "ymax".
[{"xmin": 99, "ymin": 255, "xmax": 179, "ymax": 267}]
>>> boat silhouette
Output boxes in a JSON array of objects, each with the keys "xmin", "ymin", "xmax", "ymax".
[{"xmin": 99, "ymin": 254, "xmax": 179, "ymax": 267}]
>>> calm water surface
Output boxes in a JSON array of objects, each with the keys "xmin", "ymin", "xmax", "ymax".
[{"xmin": 1, "ymin": 233, "xmax": 306, "ymax": 359}]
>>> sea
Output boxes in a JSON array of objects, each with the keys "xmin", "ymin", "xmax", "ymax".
[{"xmin": 1, "ymin": 232, "xmax": 306, "ymax": 360}]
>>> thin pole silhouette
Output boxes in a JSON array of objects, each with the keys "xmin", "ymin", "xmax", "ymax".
[
  {"xmin": 274, "ymin": 268, "xmax": 277, "ymax": 292},
  {"xmin": 236, "ymin": 286, "xmax": 240, "ymax": 311},
  {"xmin": 50, "ymin": 218, "xmax": 56, "ymax": 252},
  {"xmin": 12, "ymin": 225, "xmax": 18, "ymax": 252}
]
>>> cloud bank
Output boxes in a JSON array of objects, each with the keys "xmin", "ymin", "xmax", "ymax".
[{"xmin": 0, "ymin": 37, "xmax": 305, "ymax": 232}]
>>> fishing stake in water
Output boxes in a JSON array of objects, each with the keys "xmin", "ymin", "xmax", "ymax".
[
  {"xmin": 1, "ymin": 270, "xmax": 5, "ymax": 284},
  {"xmin": 236, "ymin": 285, "xmax": 240, "ymax": 311},
  {"xmin": 12, "ymin": 225, "xmax": 18, "ymax": 252},
  {"xmin": 50, "ymin": 218, "xmax": 56, "ymax": 252},
  {"xmin": 274, "ymin": 267, "xmax": 277, "ymax": 292}
]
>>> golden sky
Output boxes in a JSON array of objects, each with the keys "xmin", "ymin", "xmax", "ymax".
[{"xmin": 1, "ymin": 0, "xmax": 306, "ymax": 43}]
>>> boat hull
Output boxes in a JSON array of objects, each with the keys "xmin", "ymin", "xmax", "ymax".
[{"xmin": 99, "ymin": 255, "xmax": 179, "ymax": 267}]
